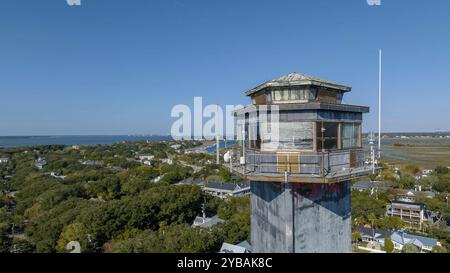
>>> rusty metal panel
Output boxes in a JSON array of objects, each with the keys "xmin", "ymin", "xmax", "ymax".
[
  {"xmin": 317, "ymin": 88, "xmax": 338, "ymax": 104},
  {"xmin": 252, "ymin": 93, "xmax": 267, "ymax": 105},
  {"xmin": 290, "ymin": 153, "xmax": 300, "ymax": 173},
  {"xmin": 277, "ymin": 153, "xmax": 288, "ymax": 173},
  {"xmin": 277, "ymin": 153, "xmax": 300, "ymax": 173},
  {"xmin": 350, "ymin": 150, "xmax": 358, "ymax": 168}
]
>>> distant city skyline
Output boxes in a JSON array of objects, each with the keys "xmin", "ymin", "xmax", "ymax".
[{"xmin": 1, "ymin": 0, "xmax": 449, "ymax": 136}]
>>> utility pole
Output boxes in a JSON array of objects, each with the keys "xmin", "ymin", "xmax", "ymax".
[
  {"xmin": 369, "ymin": 131, "xmax": 376, "ymax": 174},
  {"xmin": 216, "ymin": 104, "xmax": 220, "ymax": 165},
  {"xmin": 229, "ymin": 150, "xmax": 233, "ymax": 173},
  {"xmin": 242, "ymin": 129, "xmax": 246, "ymax": 160},
  {"xmin": 216, "ymin": 135, "xmax": 220, "ymax": 165}
]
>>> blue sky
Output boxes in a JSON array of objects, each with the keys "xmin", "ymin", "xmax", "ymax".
[{"xmin": 0, "ymin": 0, "xmax": 449, "ymax": 135}]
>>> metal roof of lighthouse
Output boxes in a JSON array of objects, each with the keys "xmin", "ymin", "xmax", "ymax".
[{"xmin": 245, "ymin": 72, "xmax": 352, "ymax": 97}]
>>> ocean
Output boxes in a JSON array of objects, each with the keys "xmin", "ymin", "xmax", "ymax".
[{"xmin": 0, "ymin": 135, "xmax": 173, "ymax": 148}]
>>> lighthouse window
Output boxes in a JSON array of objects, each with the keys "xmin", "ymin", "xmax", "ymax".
[
  {"xmin": 343, "ymin": 123, "xmax": 361, "ymax": 148},
  {"xmin": 316, "ymin": 122, "xmax": 339, "ymax": 150},
  {"xmin": 261, "ymin": 121, "xmax": 313, "ymax": 151},
  {"xmin": 272, "ymin": 88, "xmax": 317, "ymax": 102},
  {"xmin": 290, "ymin": 89, "xmax": 300, "ymax": 100}
]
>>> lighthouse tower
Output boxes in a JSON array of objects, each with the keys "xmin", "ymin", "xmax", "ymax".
[{"xmin": 232, "ymin": 73, "xmax": 371, "ymax": 253}]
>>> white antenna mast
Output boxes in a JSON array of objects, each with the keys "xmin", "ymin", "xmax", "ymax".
[
  {"xmin": 378, "ymin": 49, "xmax": 382, "ymax": 159},
  {"xmin": 216, "ymin": 104, "xmax": 220, "ymax": 165}
]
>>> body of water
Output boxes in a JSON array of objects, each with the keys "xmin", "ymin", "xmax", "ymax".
[
  {"xmin": 204, "ymin": 140, "xmax": 237, "ymax": 154},
  {"xmin": 0, "ymin": 135, "xmax": 172, "ymax": 148}
]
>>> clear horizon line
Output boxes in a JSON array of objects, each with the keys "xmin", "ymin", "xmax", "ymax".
[{"xmin": 0, "ymin": 130, "xmax": 449, "ymax": 138}]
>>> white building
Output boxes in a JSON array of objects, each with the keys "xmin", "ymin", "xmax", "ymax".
[
  {"xmin": 34, "ymin": 157, "xmax": 48, "ymax": 170},
  {"xmin": 171, "ymin": 144, "xmax": 182, "ymax": 150},
  {"xmin": 220, "ymin": 241, "xmax": 252, "ymax": 253},
  {"xmin": 142, "ymin": 160, "xmax": 152, "ymax": 166},
  {"xmin": 161, "ymin": 158, "xmax": 173, "ymax": 165},
  {"xmin": 202, "ymin": 181, "xmax": 251, "ymax": 199},
  {"xmin": 191, "ymin": 215, "xmax": 224, "ymax": 229},
  {"xmin": 47, "ymin": 172, "xmax": 66, "ymax": 180},
  {"xmin": 138, "ymin": 155, "xmax": 154, "ymax": 161},
  {"xmin": 390, "ymin": 231, "xmax": 441, "ymax": 252},
  {"xmin": 0, "ymin": 158, "xmax": 9, "ymax": 164}
]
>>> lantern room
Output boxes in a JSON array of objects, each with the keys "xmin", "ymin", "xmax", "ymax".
[{"xmin": 233, "ymin": 73, "xmax": 371, "ymax": 183}]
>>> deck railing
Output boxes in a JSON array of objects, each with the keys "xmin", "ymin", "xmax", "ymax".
[{"xmin": 245, "ymin": 148, "xmax": 365, "ymax": 176}]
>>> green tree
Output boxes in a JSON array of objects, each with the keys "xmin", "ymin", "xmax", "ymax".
[
  {"xmin": 0, "ymin": 207, "xmax": 12, "ymax": 253},
  {"xmin": 435, "ymin": 166, "xmax": 449, "ymax": 174},
  {"xmin": 431, "ymin": 245, "xmax": 447, "ymax": 253},
  {"xmin": 10, "ymin": 239, "xmax": 35, "ymax": 253},
  {"xmin": 402, "ymin": 243, "xmax": 420, "ymax": 253},
  {"xmin": 384, "ymin": 238, "xmax": 394, "ymax": 253},
  {"xmin": 352, "ymin": 232, "xmax": 362, "ymax": 243},
  {"xmin": 397, "ymin": 175, "xmax": 415, "ymax": 189},
  {"xmin": 351, "ymin": 191, "xmax": 386, "ymax": 226},
  {"xmin": 402, "ymin": 164, "xmax": 422, "ymax": 176},
  {"xmin": 110, "ymin": 224, "xmax": 220, "ymax": 253},
  {"xmin": 56, "ymin": 222, "xmax": 88, "ymax": 253},
  {"xmin": 376, "ymin": 216, "xmax": 405, "ymax": 230}
]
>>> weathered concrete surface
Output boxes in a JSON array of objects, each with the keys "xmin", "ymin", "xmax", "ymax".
[{"xmin": 251, "ymin": 181, "xmax": 351, "ymax": 253}]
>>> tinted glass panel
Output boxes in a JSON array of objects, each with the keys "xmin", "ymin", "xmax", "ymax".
[
  {"xmin": 343, "ymin": 123, "xmax": 360, "ymax": 148},
  {"xmin": 316, "ymin": 122, "xmax": 339, "ymax": 150}
]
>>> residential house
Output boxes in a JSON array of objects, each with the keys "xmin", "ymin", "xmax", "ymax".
[
  {"xmin": 191, "ymin": 215, "xmax": 224, "ymax": 229},
  {"xmin": 161, "ymin": 158, "xmax": 173, "ymax": 165},
  {"xmin": 34, "ymin": 157, "xmax": 48, "ymax": 170},
  {"xmin": 386, "ymin": 200, "xmax": 433, "ymax": 229},
  {"xmin": 177, "ymin": 177, "xmax": 204, "ymax": 187},
  {"xmin": 415, "ymin": 169, "xmax": 434, "ymax": 180},
  {"xmin": 351, "ymin": 180, "xmax": 374, "ymax": 192},
  {"xmin": 171, "ymin": 144, "xmax": 182, "ymax": 150},
  {"xmin": 82, "ymin": 160, "xmax": 103, "ymax": 167},
  {"xmin": 396, "ymin": 189, "xmax": 436, "ymax": 202},
  {"xmin": 390, "ymin": 231, "xmax": 441, "ymax": 252},
  {"xmin": 356, "ymin": 226, "xmax": 392, "ymax": 246},
  {"xmin": 220, "ymin": 241, "xmax": 252, "ymax": 253},
  {"xmin": 47, "ymin": 172, "xmax": 66, "ymax": 180},
  {"xmin": 142, "ymin": 160, "xmax": 152, "ymax": 166},
  {"xmin": 185, "ymin": 148, "xmax": 207, "ymax": 154},
  {"xmin": 138, "ymin": 155, "xmax": 154, "ymax": 161},
  {"xmin": 203, "ymin": 181, "xmax": 251, "ymax": 199},
  {"xmin": 0, "ymin": 158, "xmax": 9, "ymax": 164}
]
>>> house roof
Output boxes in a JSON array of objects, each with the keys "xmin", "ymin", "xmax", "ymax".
[
  {"xmin": 391, "ymin": 200, "xmax": 424, "ymax": 209},
  {"xmin": 357, "ymin": 226, "xmax": 392, "ymax": 240},
  {"xmin": 205, "ymin": 181, "xmax": 237, "ymax": 191},
  {"xmin": 391, "ymin": 231, "xmax": 438, "ymax": 248},
  {"xmin": 220, "ymin": 241, "xmax": 252, "ymax": 253},
  {"xmin": 178, "ymin": 177, "xmax": 204, "ymax": 186},
  {"xmin": 352, "ymin": 180, "xmax": 374, "ymax": 191},
  {"xmin": 397, "ymin": 190, "xmax": 436, "ymax": 198},
  {"xmin": 236, "ymin": 181, "xmax": 250, "ymax": 189},
  {"xmin": 192, "ymin": 215, "xmax": 224, "ymax": 228},
  {"xmin": 245, "ymin": 73, "xmax": 352, "ymax": 97},
  {"xmin": 204, "ymin": 181, "xmax": 250, "ymax": 192}
]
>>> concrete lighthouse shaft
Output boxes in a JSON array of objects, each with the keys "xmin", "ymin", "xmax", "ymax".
[{"xmin": 251, "ymin": 181, "xmax": 351, "ymax": 253}]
